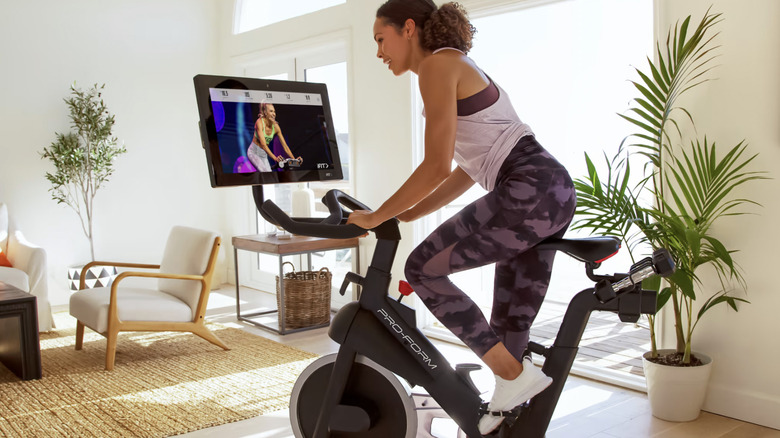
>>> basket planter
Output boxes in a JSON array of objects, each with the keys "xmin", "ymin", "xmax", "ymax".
[
  {"xmin": 642, "ymin": 349, "xmax": 713, "ymax": 422},
  {"xmin": 276, "ymin": 262, "xmax": 332, "ymax": 329},
  {"xmin": 68, "ymin": 264, "xmax": 118, "ymax": 290}
]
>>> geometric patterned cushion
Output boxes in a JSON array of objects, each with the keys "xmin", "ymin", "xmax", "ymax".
[{"xmin": 68, "ymin": 265, "xmax": 118, "ymax": 290}]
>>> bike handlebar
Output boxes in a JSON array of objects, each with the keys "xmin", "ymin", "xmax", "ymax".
[{"xmin": 259, "ymin": 189, "xmax": 378, "ymax": 240}]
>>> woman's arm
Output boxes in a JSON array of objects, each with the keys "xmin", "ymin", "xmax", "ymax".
[
  {"xmin": 397, "ymin": 166, "xmax": 475, "ymax": 222},
  {"xmin": 275, "ymin": 124, "xmax": 301, "ymax": 161},
  {"xmin": 348, "ymin": 55, "xmax": 460, "ymax": 229}
]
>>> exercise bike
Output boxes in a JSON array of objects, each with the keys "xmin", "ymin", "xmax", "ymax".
[{"xmin": 259, "ymin": 189, "xmax": 674, "ymax": 438}]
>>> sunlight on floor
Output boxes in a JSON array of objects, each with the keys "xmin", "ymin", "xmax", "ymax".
[
  {"xmin": 552, "ymin": 385, "xmax": 614, "ymax": 419},
  {"xmin": 207, "ymin": 292, "xmax": 238, "ymax": 309}
]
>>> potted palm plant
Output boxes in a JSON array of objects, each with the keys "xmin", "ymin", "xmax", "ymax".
[
  {"xmin": 572, "ymin": 9, "xmax": 767, "ymax": 421},
  {"xmin": 41, "ymin": 83, "xmax": 127, "ymax": 289}
]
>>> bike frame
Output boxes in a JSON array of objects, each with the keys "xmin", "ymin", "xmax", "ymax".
[
  {"xmin": 258, "ymin": 190, "xmax": 665, "ymax": 438},
  {"xmin": 316, "ymin": 226, "xmax": 485, "ymax": 438},
  {"xmin": 312, "ymin": 220, "xmax": 657, "ymax": 438}
]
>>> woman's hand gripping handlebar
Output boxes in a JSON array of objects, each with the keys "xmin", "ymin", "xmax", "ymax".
[{"xmin": 259, "ymin": 189, "xmax": 388, "ymax": 240}]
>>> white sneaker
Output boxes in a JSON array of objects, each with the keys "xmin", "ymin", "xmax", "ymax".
[{"xmin": 477, "ymin": 356, "xmax": 553, "ymax": 435}]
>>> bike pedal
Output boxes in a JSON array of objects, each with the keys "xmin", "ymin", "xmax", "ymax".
[
  {"xmin": 500, "ymin": 404, "xmax": 527, "ymax": 430},
  {"xmin": 478, "ymin": 402, "xmax": 522, "ymax": 419}
]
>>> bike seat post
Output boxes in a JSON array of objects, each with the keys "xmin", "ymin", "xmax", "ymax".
[{"xmin": 454, "ymin": 363, "xmax": 482, "ymax": 395}]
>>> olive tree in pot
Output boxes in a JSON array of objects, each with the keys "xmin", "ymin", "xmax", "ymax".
[
  {"xmin": 572, "ymin": 10, "xmax": 767, "ymax": 421},
  {"xmin": 40, "ymin": 83, "xmax": 127, "ymax": 289}
]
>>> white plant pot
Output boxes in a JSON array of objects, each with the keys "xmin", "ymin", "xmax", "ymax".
[
  {"xmin": 642, "ymin": 349, "xmax": 713, "ymax": 422},
  {"xmin": 68, "ymin": 265, "xmax": 119, "ymax": 290}
]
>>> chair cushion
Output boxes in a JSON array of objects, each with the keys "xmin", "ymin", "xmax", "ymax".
[
  {"xmin": 0, "ymin": 250, "xmax": 11, "ymax": 267},
  {"xmin": 69, "ymin": 286, "xmax": 193, "ymax": 334},
  {"xmin": 0, "ymin": 203, "xmax": 8, "ymax": 254},
  {"xmin": 0, "ymin": 266, "xmax": 29, "ymax": 291},
  {"xmin": 158, "ymin": 226, "xmax": 218, "ymax": 310}
]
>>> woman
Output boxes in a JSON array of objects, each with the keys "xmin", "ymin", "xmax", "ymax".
[
  {"xmin": 347, "ymin": 0, "xmax": 576, "ymax": 434},
  {"xmin": 247, "ymin": 103, "xmax": 302, "ymax": 172}
]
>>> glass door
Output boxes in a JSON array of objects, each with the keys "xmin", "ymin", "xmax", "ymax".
[
  {"xmin": 240, "ymin": 43, "xmax": 356, "ymax": 309},
  {"xmin": 413, "ymin": 0, "xmax": 653, "ymax": 387}
]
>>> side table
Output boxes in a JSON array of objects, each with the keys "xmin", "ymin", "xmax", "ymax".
[
  {"xmin": 0, "ymin": 282, "xmax": 42, "ymax": 380},
  {"xmin": 232, "ymin": 234, "xmax": 360, "ymax": 335}
]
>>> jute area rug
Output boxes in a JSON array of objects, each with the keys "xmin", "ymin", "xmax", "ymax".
[{"xmin": 0, "ymin": 313, "xmax": 318, "ymax": 437}]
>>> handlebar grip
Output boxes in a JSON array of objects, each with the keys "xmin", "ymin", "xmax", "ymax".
[
  {"xmin": 323, "ymin": 190, "xmax": 372, "ymax": 214},
  {"xmin": 260, "ymin": 200, "xmax": 368, "ymax": 239}
]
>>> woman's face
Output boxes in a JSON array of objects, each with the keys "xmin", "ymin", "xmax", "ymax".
[
  {"xmin": 265, "ymin": 104, "xmax": 276, "ymax": 121},
  {"xmin": 373, "ymin": 18, "xmax": 410, "ymax": 76}
]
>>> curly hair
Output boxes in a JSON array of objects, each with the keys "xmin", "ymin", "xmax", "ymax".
[{"xmin": 376, "ymin": 0, "xmax": 476, "ymax": 54}]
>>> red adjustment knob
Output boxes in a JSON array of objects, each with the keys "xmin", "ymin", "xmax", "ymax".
[{"xmin": 399, "ymin": 280, "xmax": 415, "ymax": 296}]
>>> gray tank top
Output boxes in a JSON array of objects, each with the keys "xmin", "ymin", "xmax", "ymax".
[{"xmin": 428, "ymin": 48, "xmax": 534, "ymax": 191}]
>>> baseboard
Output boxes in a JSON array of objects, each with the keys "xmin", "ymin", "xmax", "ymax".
[{"xmin": 704, "ymin": 382, "xmax": 780, "ymax": 430}]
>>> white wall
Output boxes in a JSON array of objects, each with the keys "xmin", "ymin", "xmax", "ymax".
[
  {"xmin": 0, "ymin": 0, "xmax": 227, "ymax": 306},
  {"xmin": 349, "ymin": 0, "xmax": 418, "ymax": 285},
  {"xmin": 655, "ymin": 0, "xmax": 780, "ymax": 429}
]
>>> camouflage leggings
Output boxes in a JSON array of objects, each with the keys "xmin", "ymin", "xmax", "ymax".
[{"xmin": 405, "ymin": 136, "xmax": 576, "ymax": 362}]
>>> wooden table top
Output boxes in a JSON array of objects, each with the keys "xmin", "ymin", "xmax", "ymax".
[{"xmin": 232, "ymin": 234, "xmax": 360, "ymax": 255}]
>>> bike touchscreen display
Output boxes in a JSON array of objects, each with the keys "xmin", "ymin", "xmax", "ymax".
[{"xmin": 194, "ymin": 74, "xmax": 343, "ymax": 187}]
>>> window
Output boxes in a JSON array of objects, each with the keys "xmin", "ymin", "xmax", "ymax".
[
  {"xmin": 414, "ymin": 0, "xmax": 652, "ymax": 338},
  {"xmin": 235, "ymin": 40, "xmax": 355, "ymax": 308},
  {"xmin": 302, "ymin": 61, "xmax": 351, "ymax": 211},
  {"xmin": 301, "ymin": 61, "xmax": 354, "ymax": 310},
  {"xmin": 234, "ymin": 0, "xmax": 346, "ymax": 34}
]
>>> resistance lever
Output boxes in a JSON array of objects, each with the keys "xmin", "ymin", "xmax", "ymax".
[{"xmin": 339, "ymin": 272, "xmax": 364, "ymax": 296}]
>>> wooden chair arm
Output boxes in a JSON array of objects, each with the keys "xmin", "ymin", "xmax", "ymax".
[
  {"xmin": 80, "ymin": 261, "xmax": 161, "ymax": 290},
  {"xmin": 81, "ymin": 261, "xmax": 160, "ymax": 272},
  {"xmin": 113, "ymin": 271, "xmax": 205, "ymax": 283}
]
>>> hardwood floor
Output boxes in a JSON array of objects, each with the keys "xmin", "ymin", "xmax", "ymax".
[
  {"xmin": 530, "ymin": 300, "xmax": 650, "ymax": 385},
  {"xmin": 177, "ymin": 285, "xmax": 778, "ymax": 438}
]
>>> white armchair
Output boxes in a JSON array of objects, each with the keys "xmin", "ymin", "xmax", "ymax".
[
  {"xmin": 69, "ymin": 225, "xmax": 228, "ymax": 370},
  {"xmin": 0, "ymin": 203, "xmax": 54, "ymax": 332}
]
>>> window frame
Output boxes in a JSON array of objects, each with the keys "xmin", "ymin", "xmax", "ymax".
[
  {"xmin": 232, "ymin": 0, "xmax": 347, "ymax": 34},
  {"xmin": 229, "ymin": 32, "xmax": 355, "ymax": 305}
]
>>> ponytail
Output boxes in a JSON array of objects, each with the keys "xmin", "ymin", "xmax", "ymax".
[
  {"xmin": 376, "ymin": 0, "xmax": 476, "ymax": 53},
  {"xmin": 422, "ymin": 3, "xmax": 476, "ymax": 53}
]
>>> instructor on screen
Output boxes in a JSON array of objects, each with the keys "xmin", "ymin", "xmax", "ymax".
[{"xmin": 248, "ymin": 102, "xmax": 303, "ymax": 172}]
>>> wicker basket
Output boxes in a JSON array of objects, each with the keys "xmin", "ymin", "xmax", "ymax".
[{"xmin": 276, "ymin": 262, "xmax": 332, "ymax": 329}]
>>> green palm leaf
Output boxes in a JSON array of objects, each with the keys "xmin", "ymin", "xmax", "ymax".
[
  {"xmin": 572, "ymin": 152, "xmax": 649, "ymax": 255},
  {"xmin": 572, "ymin": 9, "xmax": 766, "ymax": 364},
  {"xmin": 662, "ymin": 138, "xmax": 767, "ymax": 230}
]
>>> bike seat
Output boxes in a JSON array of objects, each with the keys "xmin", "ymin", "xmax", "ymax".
[{"xmin": 535, "ymin": 236, "xmax": 620, "ymax": 263}]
